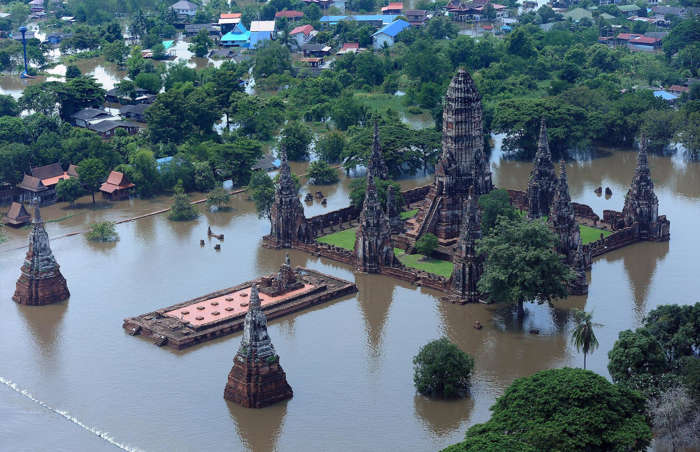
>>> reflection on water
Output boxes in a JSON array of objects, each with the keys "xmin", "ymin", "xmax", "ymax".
[{"xmin": 1, "ymin": 144, "xmax": 699, "ymax": 451}]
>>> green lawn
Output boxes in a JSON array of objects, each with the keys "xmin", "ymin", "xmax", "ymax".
[
  {"xmin": 394, "ymin": 248, "xmax": 453, "ymax": 278},
  {"xmin": 317, "ymin": 227, "xmax": 356, "ymax": 250},
  {"xmin": 579, "ymin": 225, "xmax": 612, "ymax": 245},
  {"xmin": 400, "ymin": 209, "xmax": 418, "ymax": 220}
]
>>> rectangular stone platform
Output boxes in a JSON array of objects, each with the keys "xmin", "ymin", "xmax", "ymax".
[{"xmin": 122, "ymin": 268, "xmax": 357, "ymax": 350}]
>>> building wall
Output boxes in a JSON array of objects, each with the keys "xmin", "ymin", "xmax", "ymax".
[{"xmin": 373, "ymin": 33, "xmax": 395, "ymax": 49}]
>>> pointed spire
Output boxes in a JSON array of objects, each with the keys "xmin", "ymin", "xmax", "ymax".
[
  {"xmin": 536, "ymin": 118, "xmax": 551, "ymax": 161},
  {"xmin": 32, "ymin": 196, "xmax": 42, "ymax": 224},
  {"xmin": 278, "ymin": 146, "xmax": 293, "ymax": 190},
  {"xmin": 368, "ymin": 120, "xmax": 388, "ymax": 180},
  {"xmin": 249, "ymin": 284, "xmax": 261, "ymax": 311},
  {"xmin": 365, "ymin": 173, "xmax": 378, "ymax": 205},
  {"xmin": 636, "ymin": 135, "xmax": 650, "ymax": 177}
]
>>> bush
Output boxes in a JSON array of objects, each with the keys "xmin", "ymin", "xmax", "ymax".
[
  {"xmin": 415, "ymin": 233, "xmax": 438, "ymax": 257},
  {"xmin": 206, "ymin": 187, "xmax": 231, "ymax": 211},
  {"xmin": 86, "ymin": 221, "xmax": 118, "ymax": 242},
  {"xmin": 168, "ymin": 181, "xmax": 198, "ymax": 221},
  {"xmin": 413, "ymin": 338, "xmax": 474, "ymax": 398},
  {"xmin": 306, "ymin": 161, "xmax": 339, "ymax": 185}
]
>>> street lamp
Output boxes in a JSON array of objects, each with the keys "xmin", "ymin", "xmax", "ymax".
[{"xmin": 19, "ymin": 25, "xmax": 29, "ymax": 78}]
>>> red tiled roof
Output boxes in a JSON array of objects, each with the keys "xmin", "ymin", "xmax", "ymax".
[
  {"xmin": 382, "ymin": 2, "xmax": 403, "ymax": 11},
  {"xmin": 100, "ymin": 171, "xmax": 135, "ymax": 193},
  {"xmin": 290, "ymin": 24, "xmax": 314, "ymax": 35},
  {"xmin": 275, "ymin": 10, "xmax": 304, "ymax": 18},
  {"xmin": 220, "ymin": 13, "xmax": 241, "ymax": 18},
  {"xmin": 341, "ymin": 42, "xmax": 359, "ymax": 50},
  {"xmin": 668, "ymin": 85, "xmax": 689, "ymax": 93},
  {"xmin": 616, "ymin": 33, "xmax": 644, "ymax": 41},
  {"xmin": 629, "ymin": 36, "xmax": 660, "ymax": 44}
]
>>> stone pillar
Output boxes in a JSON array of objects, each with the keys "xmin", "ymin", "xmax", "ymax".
[
  {"xmin": 224, "ymin": 285, "xmax": 293, "ymax": 408},
  {"xmin": 386, "ymin": 184, "xmax": 403, "ymax": 234},
  {"xmin": 569, "ymin": 241, "xmax": 588, "ymax": 296},
  {"xmin": 548, "ymin": 160, "xmax": 580, "ymax": 263},
  {"xmin": 622, "ymin": 141, "xmax": 669, "ymax": 241},
  {"xmin": 367, "ymin": 120, "xmax": 389, "ymax": 180},
  {"xmin": 450, "ymin": 187, "xmax": 483, "ymax": 303},
  {"xmin": 527, "ymin": 119, "xmax": 558, "ymax": 219},
  {"xmin": 268, "ymin": 148, "xmax": 312, "ymax": 248},
  {"xmin": 13, "ymin": 200, "xmax": 70, "ymax": 305},
  {"xmin": 355, "ymin": 175, "xmax": 395, "ymax": 273}
]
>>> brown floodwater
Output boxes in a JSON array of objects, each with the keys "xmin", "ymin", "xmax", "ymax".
[{"xmin": 1, "ymin": 149, "xmax": 698, "ymax": 451}]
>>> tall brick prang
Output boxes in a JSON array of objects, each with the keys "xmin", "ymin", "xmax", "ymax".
[
  {"xmin": 450, "ymin": 187, "xmax": 483, "ymax": 303},
  {"xmin": 13, "ymin": 200, "xmax": 70, "ymax": 306},
  {"xmin": 267, "ymin": 148, "xmax": 312, "ymax": 248},
  {"xmin": 527, "ymin": 119, "xmax": 558, "ymax": 219},
  {"xmin": 223, "ymin": 285, "xmax": 293, "ymax": 408},
  {"xmin": 355, "ymin": 175, "xmax": 395, "ymax": 273},
  {"xmin": 549, "ymin": 160, "xmax": 580, "ymax": 264}
]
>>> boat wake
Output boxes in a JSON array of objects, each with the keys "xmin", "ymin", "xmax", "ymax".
[{"xmin": 1, "ymin": 376, "xmax": 143, "ymax": 451}]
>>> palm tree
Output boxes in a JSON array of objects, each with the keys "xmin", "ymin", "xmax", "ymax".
[{"xmin": 571, "ymin": 310, "xmax": 602, "ymax": 370}]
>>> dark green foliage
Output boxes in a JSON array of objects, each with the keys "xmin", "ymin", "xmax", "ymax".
[
  {"xmin": 349, "ymin": 178, "xmax": 402, "ymax": 209},
  {"xmin": 65, "ymin": 65, "xmax": 81, "ymax": 79},
  {"xmin": 608, "ymin": 303, "xmax": 700, "ymax": 399},
  {"xmin": 477, "ymin": 189, "xmax": 518, "ymax": 236},
  {"xmin": 77, "ymin": 157, "xmax": 107, "ymax": 204},
  {"xmin": 168, "ymin": 180, "xmax": 198, "ymax": 221},
  {"xmin": 56, "ymin": 76, "xmax": 106, "ymax": 121},
  {"xmin": 315, "ymin": 131, "xmax": 346, "ymax": 163},
  {"xmin": 280, "ymin": 122, "xmax": 312, "ymax": 161},
  {"xmin": 56, "ymin": 178, "xmax": 83, "ymax": 207},
  {"xmin": 134, "ymin": 72, "xmax": 162, "ymax": 94},
  {"xmin": 306, "ymin": 161, "xmax": 339, "ymax": 185},
  {"xmin": 253, "ymin": 41, "xmax": 291, "ymax": 79},
  {"xmin": 413, "ymin": 338, "xmax": 474, "ymax": 398},
  {"xmin": 447, "ymin": 368, "xmax": 652, "ymax": 452},
  {"xmin": 192, "ymin": 161, "xmax": 216, "ymax": 192},
  {"xmin": 248, "ymin": 170, "xmax": 275, "ymax": 219},
  {"xmin": 189, "ymin": 29, "xmax": 213, "ymax": 58},
  {"xmin": 206, "ymin": 187, "xmax": 230, "ymax": 210},
  {"xmin": 415, "ymin": 233, "xmax": 438, "ymax": 257},
  {"xmin": 477, "ymin": 217, "xmax": 574, "ymax": 317},
  {"xmin": 87, "ymin": 221, "xmax": 118, "ymax": 242},
  {"xmin": 146, "ymin": 82, "xmax": 218, "ymax": 144}
]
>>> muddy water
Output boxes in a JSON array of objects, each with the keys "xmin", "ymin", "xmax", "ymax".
[{"xmin": 1, "ymin": 149, "xmax": 699, "ymax": 451}]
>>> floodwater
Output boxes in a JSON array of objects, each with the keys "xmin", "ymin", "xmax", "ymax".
[{"xmin": 1, "ymin": 146, "xmax": 699, "ymax": 451}]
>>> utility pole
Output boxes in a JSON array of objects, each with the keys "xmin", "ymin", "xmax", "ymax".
[{"xmin": 19, "ymin": 25, "xmax": 29, "ymax": 78}]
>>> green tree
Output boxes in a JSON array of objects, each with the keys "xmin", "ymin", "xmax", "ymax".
[
  {"xmin": 56, "ymin": 76, "xmax": 106, "ymax": 121},
  {"xmin": 477, "ymin": 217, "xmax": 574, "ymax": 318},
  {"xmin": 128, "ymin": 148, "xmax": 160, "ymax": 197},
  {"xmin": 415, "ymin": 232, "xmax": 438, "ymax": 257},
  {"xmin": 477, "ymin": 189, "xmax": 519, "ymax": 236},
  {"xmin": 280, "ymin": 122, "xmax": 312, "ymax": 161},
  {"xmin": 134, "ymin": 71, "xmax": 162, "ymax": 94},
  {"xmin": 0, "ymin": 94, "xmax": 19, "ymax": 117},
  {"xmin": 192, "ymin": 161, "xmax": 216, "ymax": 192},
  {"xmin": 413, "ymin": 338, "xmax": 474, "ymax": 398},
  {"xmin": 446, "ymin": 368, "xmax": 652, "ymax": 452},
  {"xmin": 77, "ymin": 157, "xmax": 107, "ymax": 204},
  {"xmin": 102, "ymin": 40, "xmax": 129, "ymax": 65},
  {"xmin": 87, "ymin": 221, "xmax": 119, "ymax": 242},
  {"xmin": 19, "ymin": 83, "xmax": 59, "ymax": 116},
  {"xmin": 253, "ymin": 41, "xmax": 291, "ymax": 79},
  {"xmin": 168, "ymin": 180, "xmax": 198, "ymax": 221},
  {"xmin": 349, "ymin": 177, "xmax": 402, "ymax": 209},
  {"xmin": 65, "ymin": 65, "xmax": 82, "ymax": 79},
  {"xmin": 206, "ymin": 186, "xmax": 230, "ymax": 210},
  {"xmin": 571, "ymin": 310, "xmax": 601, "ymax": 370},
  {"xmin": 306, "ymin": 160, "xmax": 339, "ymax": 185},
  {"xmin": 248, "ymin": 170, "xmax": 275, "ymax": 219},
  {"xmin": 55, "ymin": 177, "xmax": 83, "ymax": 207},
  {"xmin": 315, "ymin": 131, "xmax": 346, "ymax": 163},
  {"xmin": 189, "ymin": 29, "xmax": 213, "ymax": 58}
]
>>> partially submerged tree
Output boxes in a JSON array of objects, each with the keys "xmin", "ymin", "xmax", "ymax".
[
  {"xmin": 446, "ymin": 368, "xmax": 652, "ymax": 452},
  {"xmin": 56, "ymin": 177, "xmax": 84, "ymax": 208},
  {"xmin": 168, "ymin": 180, "xmax": 198, "ymax": 221},
  {"xmin": 477, "ymin": 217, "xmax": 574, "ymax": 318},
  {"xmin": 206, "ymin": 187, "xmax": 231, "ymax": 211},
  {"xmin": 571, "ymin": 310, "xmax": 602, "ymax": 370},
  {"xmin": 477, "ymin": 188, "xmax": 519, "ymax": 236},
  {"xmin": 77, "ymin": 157, "xmax": 107, "ymax": 204},
  {"xmin": 413, "ymin": 338, "xmax": 474, "ymax": 399},
  {"xmin": 248, "ymin": 170, "xmax": 275, "ymax": 219},
  {"xmin": 87, "ymin": 221, "xmax": 119, "ymax": 242},
  {"xmin": 306, "ymin": 161, "xmax": 339, "ymax": 185}
]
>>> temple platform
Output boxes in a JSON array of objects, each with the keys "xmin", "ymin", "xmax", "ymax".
[{"xmin": 122, "ymin": 267, "xmax": 357, "ymax": 350}]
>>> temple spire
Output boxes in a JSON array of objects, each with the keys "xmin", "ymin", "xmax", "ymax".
[
  {"xmin": 266, "ymin": 146, "xmax": 312, "ymax": 248},
  {"xmin": 13, "ymin": 197, "xmax": 70, "ymax": 305},
  {"xmin": 355, "ymin": 174, "xmax": 395, "ymax": 273},
  {"xmin": 549, "ymin": 160, "xmax": 580, "ymax": 263},
  {"xmin": 450, "ymin": 185, "xmax": 483, "ymax": 303},
  {"xmin": 622, "ymin": 137, "xmax": 669, "ymax": 241},
  {"xmin": 368, "ymin": 120, "xmax": 388, "ymax": 180},
  {"xmin": 224, "ymin": 282, "xmax": 293, "ymax": 407},
  {"xmin": 527, "ymin": 119, "xmax": 557, "ymax": 219},
  {"xmin": 569, "ymin": 240, "xmax": 588, "ymax": 295}
]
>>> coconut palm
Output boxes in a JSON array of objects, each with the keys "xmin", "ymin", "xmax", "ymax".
[{"xmin": 571, "ymin": 310, "xmax": 602, "ymax": 370}]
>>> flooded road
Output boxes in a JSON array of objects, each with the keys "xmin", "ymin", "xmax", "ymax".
[{"xmin": 1, "ymin": 147, "xmax": 698, "ymax": 451}]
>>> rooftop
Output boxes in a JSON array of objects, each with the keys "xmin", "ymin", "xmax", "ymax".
[
  {"xmin": 250, "ymin": 21, "xmax": 276, "ymax": 32},
  {"xmin": 373, "ymin": 19, "xmax": 410, "ymax": 38},
  {"xmin": 290, "ymin": 24, "xmax": 315, "ymax": 35},
  {"xmin": 275, "ymin": 10, "xmax": 304, "ymax": 18}
]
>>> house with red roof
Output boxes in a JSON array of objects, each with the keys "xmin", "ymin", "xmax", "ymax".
[
  {"xmin": 100, "ymin": 171, "xmax": 135, "ymax": 201},
  {"xmin": 381, "ymin": 2, "xmax": 403, "ymax": 14},
  {"xmin": 275, "ymin": 10, "xmax": 304, "ymax": 20},
  {"xmin": 289, "ymin": 24, "xmax": 317, "ymax": 48}
]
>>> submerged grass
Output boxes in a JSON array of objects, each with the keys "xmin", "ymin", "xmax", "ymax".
[
  {"xmin": 317, "ymin": 227, "xmax": 357, "ymax": 250},
  {"xmin": 394, "ymin": 248, "xmax": 453, "ymax": 278},
  {"xmin": 579, "ymin": 224, "xmax": 612, "ymax": 245}
]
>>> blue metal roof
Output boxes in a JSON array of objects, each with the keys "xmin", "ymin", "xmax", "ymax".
[
  {"xmin": 653, "ymin": 90, "xmax": 678, "ymax": 101},
  {"xmin": 321, "ymin": 14, "xmax": 398, "ymax": 24},
  {"xmin": 372, "ymin": 19, "xmax": 410, "ymax": 38},
  {"xmin": 221, "ymin": 30, "xmax": 250, "ymax": 41}
]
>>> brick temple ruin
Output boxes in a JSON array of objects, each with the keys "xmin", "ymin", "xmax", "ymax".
[
  {"xmin": 223, "ymin": 284, "xmax": 293, "ymax": 408},
  {"xmin": 12, "ymin": 200, "xmax": 70, "ymax": 306},
  {"xmin": 123, "ymin": 256, "xmax": 357, "ymax": 349},
  {"xmin": 259, "ymin": 68, "xmax": 670, "ymax": 304}
]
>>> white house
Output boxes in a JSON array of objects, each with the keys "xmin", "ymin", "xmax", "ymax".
[
  {"xmin": 372, "ymin": 19, "xmax": 410, "ymax": 49},
  {"xmin": 170, "ymin": 0, "xmax": 198, "ymax": 18}
]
